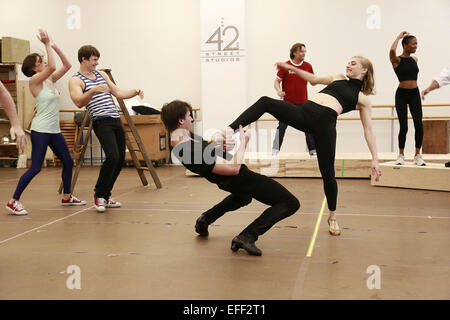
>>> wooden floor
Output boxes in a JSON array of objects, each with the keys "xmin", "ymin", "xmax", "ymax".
[{"xmin": 0, "ymin": 165, "xmax": 449, "ymax": 300}]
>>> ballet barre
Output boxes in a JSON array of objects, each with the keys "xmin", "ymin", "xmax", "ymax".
[
  {"xmin": 254, "ymin": 103, "xmax": 450, "ymax": 152},
  {"xmin": 255, "ymin": 116, "xmax": 450, "ymax": 121}
]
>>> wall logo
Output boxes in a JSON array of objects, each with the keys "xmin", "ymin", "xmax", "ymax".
[{"xmin": 202, "ymin": 18, "xmax": 245, "ymax": 63}]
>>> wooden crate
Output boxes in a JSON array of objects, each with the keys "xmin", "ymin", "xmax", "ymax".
[
  {"xmin": 371, "ymin": 161, "xmax": 450, "ymax": 192},
  {"xmin": 0, "ymin": 37, "xmax": 30, "ymax": 63},
  {"xmin": 423, "ymin": 120, "xmax": 450, "ymax": 154},
  {"xmin": 120, "ymin": 115, "xmax": 169, "ymax": 162}
]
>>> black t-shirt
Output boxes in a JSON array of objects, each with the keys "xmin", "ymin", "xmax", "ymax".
[{"xmin": 172, "ymin": 133, "xmax": 233, "ymax": 184}]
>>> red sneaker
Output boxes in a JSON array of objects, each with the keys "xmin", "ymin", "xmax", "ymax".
[
  {"xmin": 61, "ymin": 195, "xmax": 87, "ymax": 206},
  {"xmin": 6, "ymin": 200, "xmax": 28, "ymax": 215},
  {"xmin": 106, "ymin": 198, "xmax": 121, "ymax": 208},
  {"xmin": 94, "ymin": 196, "xmax": 106, "ymax": 212}
]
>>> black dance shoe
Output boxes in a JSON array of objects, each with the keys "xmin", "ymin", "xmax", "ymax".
[
  {"xmin": 230, "ymin": 234, "xmax": 262, "ymax": 256},
  {"xmin": 195, "ymin": 216, "xmax": 209, "ymax": 237}
]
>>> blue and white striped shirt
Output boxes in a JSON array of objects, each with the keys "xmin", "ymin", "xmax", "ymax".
[{"xmin": 74, "ymin": 70, "xmax": 120, "ymax": 121}]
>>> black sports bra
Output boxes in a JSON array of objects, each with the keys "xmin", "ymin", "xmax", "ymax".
[
  {"xmin": 319, "ymin": 78, "xmax": 362, "ymax": 114},
  {"xmin": 394, "ymin": 56, "xmax": 419, "ymax": 82}
]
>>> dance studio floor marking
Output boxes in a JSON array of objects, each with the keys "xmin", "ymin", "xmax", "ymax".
[
  {"xmin": 0, "ymin": 173, "xmax": 184, "ymax": 246},
  {"xmin": 0, "ymin": 206, "xmax": 94, "ymax": 245},
  {"xmin": 42, "ymin": 206, "xmax": 450, "ymax": 220},
  {"xmin": 291, "ymin": 197, "xmax": 326, "ymax": 299},
  {"xmin": 306, "ymin": 197, "xmax": 327, "ymax": 257}
]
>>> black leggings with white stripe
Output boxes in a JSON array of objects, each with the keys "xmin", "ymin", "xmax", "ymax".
[{"xmin": 229, "ymin": 96, "xmax": 339, "ymax": 211}]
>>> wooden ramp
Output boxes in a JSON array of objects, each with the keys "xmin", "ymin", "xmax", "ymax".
[
  {"xmin": 371, "ymin": 161, "xmax": 450, "ymax": 192},
  {"xmin": 185, "ymin": 152, "xmax": 450, "ymax": 179}
]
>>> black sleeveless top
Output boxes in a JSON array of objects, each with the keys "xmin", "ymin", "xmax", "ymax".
[
  {"xmin": 319, "ymin": 78, "xmax": 362, "ymax": 114},
  {"xmin": 172, "ymin": 133, "xmax": 232, "ymax": 184},
  {"xmin": 393, "ymin": 56, "xmax": 419, "ymax": 82}
]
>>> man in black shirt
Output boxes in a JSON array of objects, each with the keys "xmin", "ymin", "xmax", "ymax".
[{"xmin": 161, "ymin": 100, "xmax": 300, "ymax": 256}]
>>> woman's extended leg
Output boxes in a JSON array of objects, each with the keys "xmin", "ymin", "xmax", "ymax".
[
  {"xmin": 229, "ymin": 96, "xmax": 314, "ymax": 133},
  {"xmin": 313, "ymin": 121, "xmax": 340, "ymax": 235}
]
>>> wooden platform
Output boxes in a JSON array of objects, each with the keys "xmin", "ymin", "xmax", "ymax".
[
  {"xmin": 371, "ymin": 161, "xmax": 450, "ymax": 192},
  {"xmin": 186, "ymin": 152, "xmax": 450, "ymax": 179}
]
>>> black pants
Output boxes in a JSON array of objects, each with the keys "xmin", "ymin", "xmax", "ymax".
[
  {"xmin": 273, "ymin": 121, "xmax": 316, "ymax": 151},
  {"xmin": 229, "ymin": 96, "xmax": 338, "ymax": 211},
  {"xmin": 273, "ymin": 102, "xmax": 316, "ymax": 152},
  {"xmin": 202, "ymin": 165, "xmax": 300, "ymax": 242},
  {"xmin": 395, "ymin": 87, "xmax": 423, "ymax": 149},
  {"xmin": 93, "ymin": 117, "xmax": 126, "ymax": 199}
]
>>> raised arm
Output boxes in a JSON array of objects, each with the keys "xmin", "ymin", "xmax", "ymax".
[
  {"xmin": 212, "ymin": 125, "xmax": 250, "ymax": 176},
  {"xmin": 0, "ymin": 83, "xmax": 26, "ymax": 150},
  {"xmin": 49, "ymin": 38, "xmax": 72, "ymax": 83},
  {"xmin": 275, "ymin": 62, "xmax": 342, "ymax": 86},
  {"xmin": 389, "ymin": 31, "xmax": 408, "ymax": 68},
  {"xmin": 29, "ymin": 29, "xmax": 56, "ymax": 87},
  {"xmin": 358, "ymin": 94, "xmax": 381, "ymax": 181},
  {"xmin": 98, "ymin": 71, "xmax": 144, "ymax": 100}
]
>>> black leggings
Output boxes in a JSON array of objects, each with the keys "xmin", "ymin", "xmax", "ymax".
[
  {"xmin": 229, "ymin": 96, "xmax": 339, "ymax": 211},
  {"xmin": 202, "ymin": 165, "xmax": 300, "ymax": 242},
  {"xmin": 395, "ymin": 87, "xmax": 423, "ymax": 149}
]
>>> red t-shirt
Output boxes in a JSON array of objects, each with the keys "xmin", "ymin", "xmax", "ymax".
[{"xmin": 277, "ymin": 60, "xmax": 314, "ymax": 104}]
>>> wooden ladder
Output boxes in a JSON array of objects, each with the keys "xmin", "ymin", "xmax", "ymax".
[
  {"xmin": 58, "ymin": 69, "xmax": 162, "ymax": 194},
  {"xmin": 58, "ymin": 111, "xmax": 93, "ymax": 194}
]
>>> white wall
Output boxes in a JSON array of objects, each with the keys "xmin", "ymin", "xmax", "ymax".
[
  {"xmin": 246, "ymin": 0, "xmax": 450, "ymax": 153},
  {"xmin": 1, "ymin": 0, "xmax": 449, "ymax": 153},
  {"xmin": 0, "ymin": 0, "xmax": 201, "ymax": 112}
]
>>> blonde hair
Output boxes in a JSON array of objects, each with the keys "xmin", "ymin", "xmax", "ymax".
[{"xmin": 353, "ymin": 56, "xmax": 375, "ymax": 95}]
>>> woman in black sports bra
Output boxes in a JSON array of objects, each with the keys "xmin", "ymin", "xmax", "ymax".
[
  {"xmin": 389, "ymin": 31, "xmax": 426, "ymax": 166},
  {"xmin": 225, "ymin": 56, "xmax": 382, "ymax": 237}
]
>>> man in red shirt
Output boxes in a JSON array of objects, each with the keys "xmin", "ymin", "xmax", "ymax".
[{"xmin": 273, "ymin": 43, "xmax": 316, "ymax": 157}]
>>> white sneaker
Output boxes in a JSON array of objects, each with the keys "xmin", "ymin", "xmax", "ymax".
[
  {"xmin": 395, "ymin": 154, "xmax": 405, "ymax": 165},
  {"xmin": 6, "ymin": 200, "xmax": 28, "ymax": 215},
  {"xmin": 94, "ymin": 196, "xmax": 106, "ymax": 212},
  {"xmin": 414, "ymin": 154, "xmax": 426, "ymax": 166},
  {"xmin": 105, "ymin": 198, "xmax": 121, "ymax": 208},
  {"xmin": 61, "ymin": 195, "xmax": 87, "ymax": 206},
  {"xmin": 272, "ymin": 149, "xmax": 279, "ymax": 158}
]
